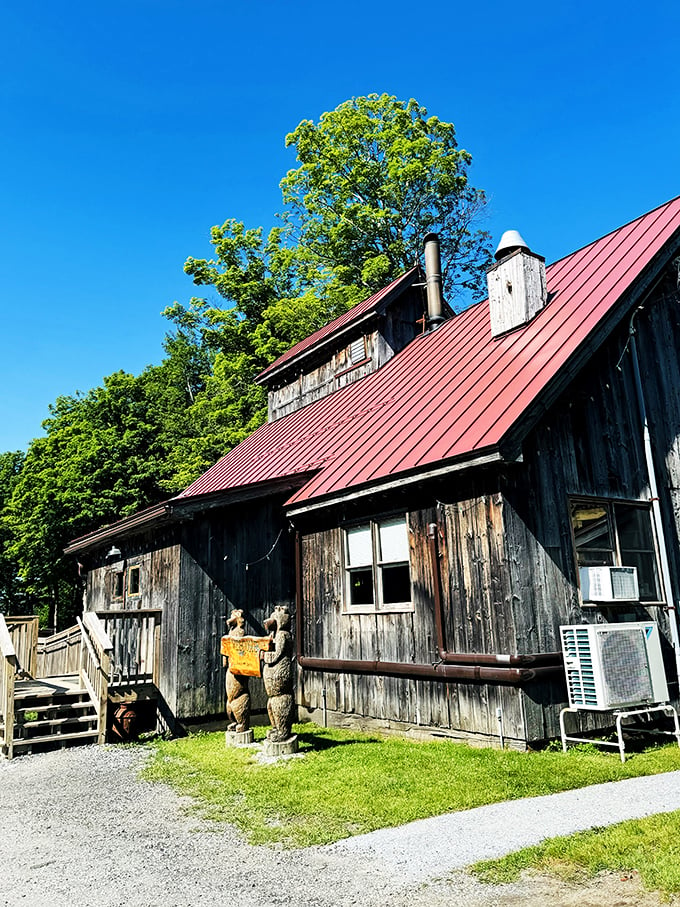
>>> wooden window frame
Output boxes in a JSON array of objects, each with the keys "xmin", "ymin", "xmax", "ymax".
[
  {"xmin": 342, "ymin": 515, "xmax": 413, "ymax": 614},
  {"xmin": 569, "ymin": 496, "xmax": 662, "ymax": 604},
  {"xmin": 127, "ymin": 564, "xmax": 141, "ymax": 598},
  {"xmin": 112, "ymin": 570, "xmax": 125, "ymax": 601}
]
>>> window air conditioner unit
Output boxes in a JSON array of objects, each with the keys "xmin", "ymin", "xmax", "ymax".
[
  {"xmin": 560, "ymin": 622, "xmax": 668, "ymax": 711},
  {"xmin": 579, "ymin": 566, "xmax": 639, "ymax": 602}
]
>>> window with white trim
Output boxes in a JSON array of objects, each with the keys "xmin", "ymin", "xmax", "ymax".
[
  {"xmin": 344, "ymin": 516, "xmax": 412, "ymax": 612},
  {"xmin": 570, "ymin": 499, "xmax": 661, "ymax": 602}
]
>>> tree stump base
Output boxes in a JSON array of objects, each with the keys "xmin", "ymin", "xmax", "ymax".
[
  {"xmin": 262, "ymin": 734, "xmax": 298, "ymax": 757},
  {"xmin": 225, "ymin": 729, "xmax": 255, "ymax": 747}
]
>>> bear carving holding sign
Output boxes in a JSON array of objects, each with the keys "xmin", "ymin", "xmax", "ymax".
[{"xmin": 262, "ymin": 605, "xmax": 295, "ymax": 743}]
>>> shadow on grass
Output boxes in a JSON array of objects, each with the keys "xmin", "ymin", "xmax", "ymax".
[{"xmin": 295, "ymin": 727, "xmax": 384, "ymax": 753}]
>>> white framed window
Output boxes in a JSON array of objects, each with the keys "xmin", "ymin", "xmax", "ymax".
[
  {"xmin": 344, "ymin": 516, "xmax": 412, "ymax": 612},
  {"xmin": 570, "ymin": 498, "xmax": 661, "ymax": 602}
]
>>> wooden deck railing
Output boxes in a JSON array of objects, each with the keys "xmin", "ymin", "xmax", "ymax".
[
  {"xmin": 0, "ymin": 613, "xmax": 18, "ymax": 759},
  {"xmin": 36, "ymin": 624, "xmax": 82, "ymax": 678},
  {"xmin": 5, "ymin": 616, "xmax": 39, "ymax": 678},
  {"xmin": 96, "ymin": 609, "xmax": 161, "ymax": 686},
  {"xmin": 78, "ymin": 612, "xmax": 113, "ymax": 745}
]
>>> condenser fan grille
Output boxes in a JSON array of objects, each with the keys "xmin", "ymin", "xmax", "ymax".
[{"xmin": 597, "ymin": 627, "xmax": 653, "ymax": 707}]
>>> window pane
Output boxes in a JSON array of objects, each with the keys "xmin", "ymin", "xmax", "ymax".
[
  {"xmin": 113, "ymin": 572, "xmax": 124, "ymax": 598},
  {"xmin": 349, "ymin": 567, "xmax": 374, "ymax": 605},
  {"xmin": 128, "ymin": 566, "xmax": 140, "ymax": 596},
  {"xmin": 621, "ymin": 552, "xmax": 660, "ymax": 601},
  {"xmin": 346, "ymin": 524, "xmax": 372, "ymax": 567},
  {"xmin": 381, "ymin": 564, "xmax": 411, "ymax": 604},
  {"xmin": 571, "ymin": 503, "xmax": 614, "ymax": 565},
  {"xmin": 379, "ymin": 518, "xmax": 409, "ymax": 563},
  {"xmin": 615, "ymin": 505, "xmax": 652, "ymax": 551}
]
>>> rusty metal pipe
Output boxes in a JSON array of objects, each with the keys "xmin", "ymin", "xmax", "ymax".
[
  {"xmin": 426, "ymin": 522, "xmax": 563, "ymax": 671},
  {"xmin": 298, "ymin": 655, "xmax": 559, "ymax": 685},
  {"xmin": 294, "ymin": 528, "xmax": 562, "ymax": 686}
]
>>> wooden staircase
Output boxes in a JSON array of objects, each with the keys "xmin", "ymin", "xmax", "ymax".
[
  {"xmin": 1, "ymin": 609, "xmax": 161, "ymax": 759},
  {"xmin": 8, "ymin": 675, "xmax": 99, "ymax": 757}
]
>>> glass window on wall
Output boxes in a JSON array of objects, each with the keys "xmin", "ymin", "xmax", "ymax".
[
  {"xmin": 570, "ymin": 499, "xmax": 661, "ymax": 602},
  {"xmin": 344, "ymin": 516, "xmax": 412, "ymax": 612}
]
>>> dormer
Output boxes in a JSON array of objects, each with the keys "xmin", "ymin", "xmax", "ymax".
[{"xmin": 257, "ymin": 268, "xmax": 435, "ymax": 422}]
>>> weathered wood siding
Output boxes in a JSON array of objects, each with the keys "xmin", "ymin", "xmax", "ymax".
[
  {"xmin": 83, "ymin": 499, "xmax": 296, "ymax": 723},
  {"xmin": 174, "ymin": 496, "xmax": 295, "ymax": 719},
  {"xmin": 267, "ymin": 288, "xmax": 426, "ymax": 421},
  {"xmin": 297, "ymin": 281, "xmax": 680, "ymax": 744},
  {"xmin": 297, "ymin": 488, "xmax": 528, "ymax": 745},
  {"xmin": 84, "ymin": 528, "xmax": 181, "ymax": 716}
]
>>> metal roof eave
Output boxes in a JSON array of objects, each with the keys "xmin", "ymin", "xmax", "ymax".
[
  {"xmin": 64, "ymin": 475, "xmax": 316, "ymax": 556},
  {"xmin": 284, "ymin": 448, "xmax": 517, "ymax": 517}
]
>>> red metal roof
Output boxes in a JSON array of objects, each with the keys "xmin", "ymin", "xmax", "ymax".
[
  {"xmin": 255, "ymin": 268, "xmax": 419, "ymax": 384},
  {"xmin": 179, "ymin": 196, "xmax": 680, "ymax": 508}
]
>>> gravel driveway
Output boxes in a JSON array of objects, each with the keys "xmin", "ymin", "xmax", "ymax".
[{"xmin": 2, "ymin": 745, "xmax": 679, "ymax": 907}]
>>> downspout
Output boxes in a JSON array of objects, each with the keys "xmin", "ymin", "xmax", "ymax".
[
  {"xmin": 629, "ymin": 326, "xmax": 680, "ymax": 690},
  {"xmin": 427, "ymin": 523, "xmax": 563, "ymax": 669}
]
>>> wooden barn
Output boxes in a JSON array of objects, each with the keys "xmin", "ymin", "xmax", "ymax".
[{"xmin": 47, "ymin": 197, "xmax": 680, "ymax": 750}]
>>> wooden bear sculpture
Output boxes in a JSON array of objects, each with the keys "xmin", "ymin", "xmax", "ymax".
[
  {"xmin": 225, "ymin": 609, "xmax": 251, "ymax": 733},
  {"xmin": 262, "ymin": 605, "xmax": 295, "ymax": 743}
]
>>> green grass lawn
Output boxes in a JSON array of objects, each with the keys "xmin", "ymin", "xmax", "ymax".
[
  {"xmin": 141, "ymin": 724, "xmax": 680, "ymax": 848},
  {"xmin": 472, "ymin": 810, "xmax": 680, "ymax": 897}
]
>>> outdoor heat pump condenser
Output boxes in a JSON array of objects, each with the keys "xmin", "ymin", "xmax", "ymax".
[{"xmin": 560, "ymin": 622, "xmax": 669, "ymax": 711}]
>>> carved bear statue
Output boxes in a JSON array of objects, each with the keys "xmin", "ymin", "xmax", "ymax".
[
  {"xmin": 262, "ymin": 605, "xmax": 295, "ymax": 743},
  {"xmin": 225, "ymin": 608, "xmax": 250, "ymax": 733}
]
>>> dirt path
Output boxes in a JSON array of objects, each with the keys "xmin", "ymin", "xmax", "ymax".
[{"xmin": 0, "ymin": 744, "xmax": 676, "ymax": 907}]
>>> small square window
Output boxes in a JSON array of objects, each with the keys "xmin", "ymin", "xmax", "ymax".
[
  {"xmin": 348, "ymin": 337, "xmax": 367, "ymax": 364},
  {"xmin": 571, "ymin": 499, "xmax": 661, "ymax": 602}
]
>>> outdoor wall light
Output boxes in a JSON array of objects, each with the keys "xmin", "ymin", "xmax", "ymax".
[{"xmin": 106, "ymin": 545, "xmax": 122, "ymax": 560}]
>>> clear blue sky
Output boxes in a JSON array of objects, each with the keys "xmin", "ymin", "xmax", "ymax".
[{"xmin": 2, "ymin": 0, "xmax": 679, "ymax": 453}]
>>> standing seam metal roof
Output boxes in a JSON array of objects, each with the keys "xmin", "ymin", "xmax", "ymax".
[{"xmin": 179, "ymin": 196, "xmax": 680, "ymax": 507}]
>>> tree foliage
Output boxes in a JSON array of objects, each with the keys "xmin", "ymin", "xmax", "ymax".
[
  {"xmin": 2, "ymin": 336, "xmax": 207, "ymax": 627},
  {"xmin": 167, "ymin": 94, "xmax": 491, "ymax": 473}
]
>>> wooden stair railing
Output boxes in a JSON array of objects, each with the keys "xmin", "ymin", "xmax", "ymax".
[
  {"xmin": 77, "ymin": 612, "xmax": 113, "ymax": 745},
  {"xmin": 36, "ymin": 624, "xmax": 82, "ymax": 678},
  {"xmin": 0, "ymin": 613, "xmax": 18, "ymax": 759},
  {"xmin": 4, "ymin": 616, "xmax": 39, "ymax": 679}
]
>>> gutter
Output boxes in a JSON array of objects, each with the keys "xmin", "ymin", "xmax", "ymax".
[{"xmin": 629, "ymin": 325, "xmax": 680, "ymax": 690}]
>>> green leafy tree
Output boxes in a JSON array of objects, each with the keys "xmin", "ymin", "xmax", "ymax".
[
  {"xmin": 280, "ymin": 94, "xmax": 490, "ymax": 301},
  {"xmin": 0, "ymin": 450, "xmax": 26, "ymax": 614},
  {"xmin": 4, "ymin": 335, "xmax": 208, "ymax": 628},
  {"xmin": 167, "ymin": 94, "xmax": 491, "ymax": 473}
]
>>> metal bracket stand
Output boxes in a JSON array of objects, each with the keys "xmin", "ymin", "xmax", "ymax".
[{"xmin": 559, "ymin": 703, "xmax": 680, "ymax": 762}]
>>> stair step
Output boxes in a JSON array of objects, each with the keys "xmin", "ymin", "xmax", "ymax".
[
  {"xmin": 18, "ymin": 714, "xmax": 97, "ymax": 732},
  {"xmin": 15, "ymin": 700, "xmax": 95, "ymax": 716},
  {"xmin": 15, "ymin": 689, "xmax": 90, "ymax": 703},
  {"xmin": 12, "ymin": 729, "xmax": 99, "ymax": 749}
]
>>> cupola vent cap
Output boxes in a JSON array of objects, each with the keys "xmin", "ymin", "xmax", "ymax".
[{"xmin": 495, "ymin": 230, "xmax": 530, "ymax": 261}]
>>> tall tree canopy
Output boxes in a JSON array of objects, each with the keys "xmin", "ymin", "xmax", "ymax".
[{"xmin": 166, "ymin": 94, "xmax": 491, "ymax": 473}]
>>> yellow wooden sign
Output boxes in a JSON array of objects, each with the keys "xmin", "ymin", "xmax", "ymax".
[{"xmin": 220, "ymin": 635, "xmax": 272, "ymax": 677}]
